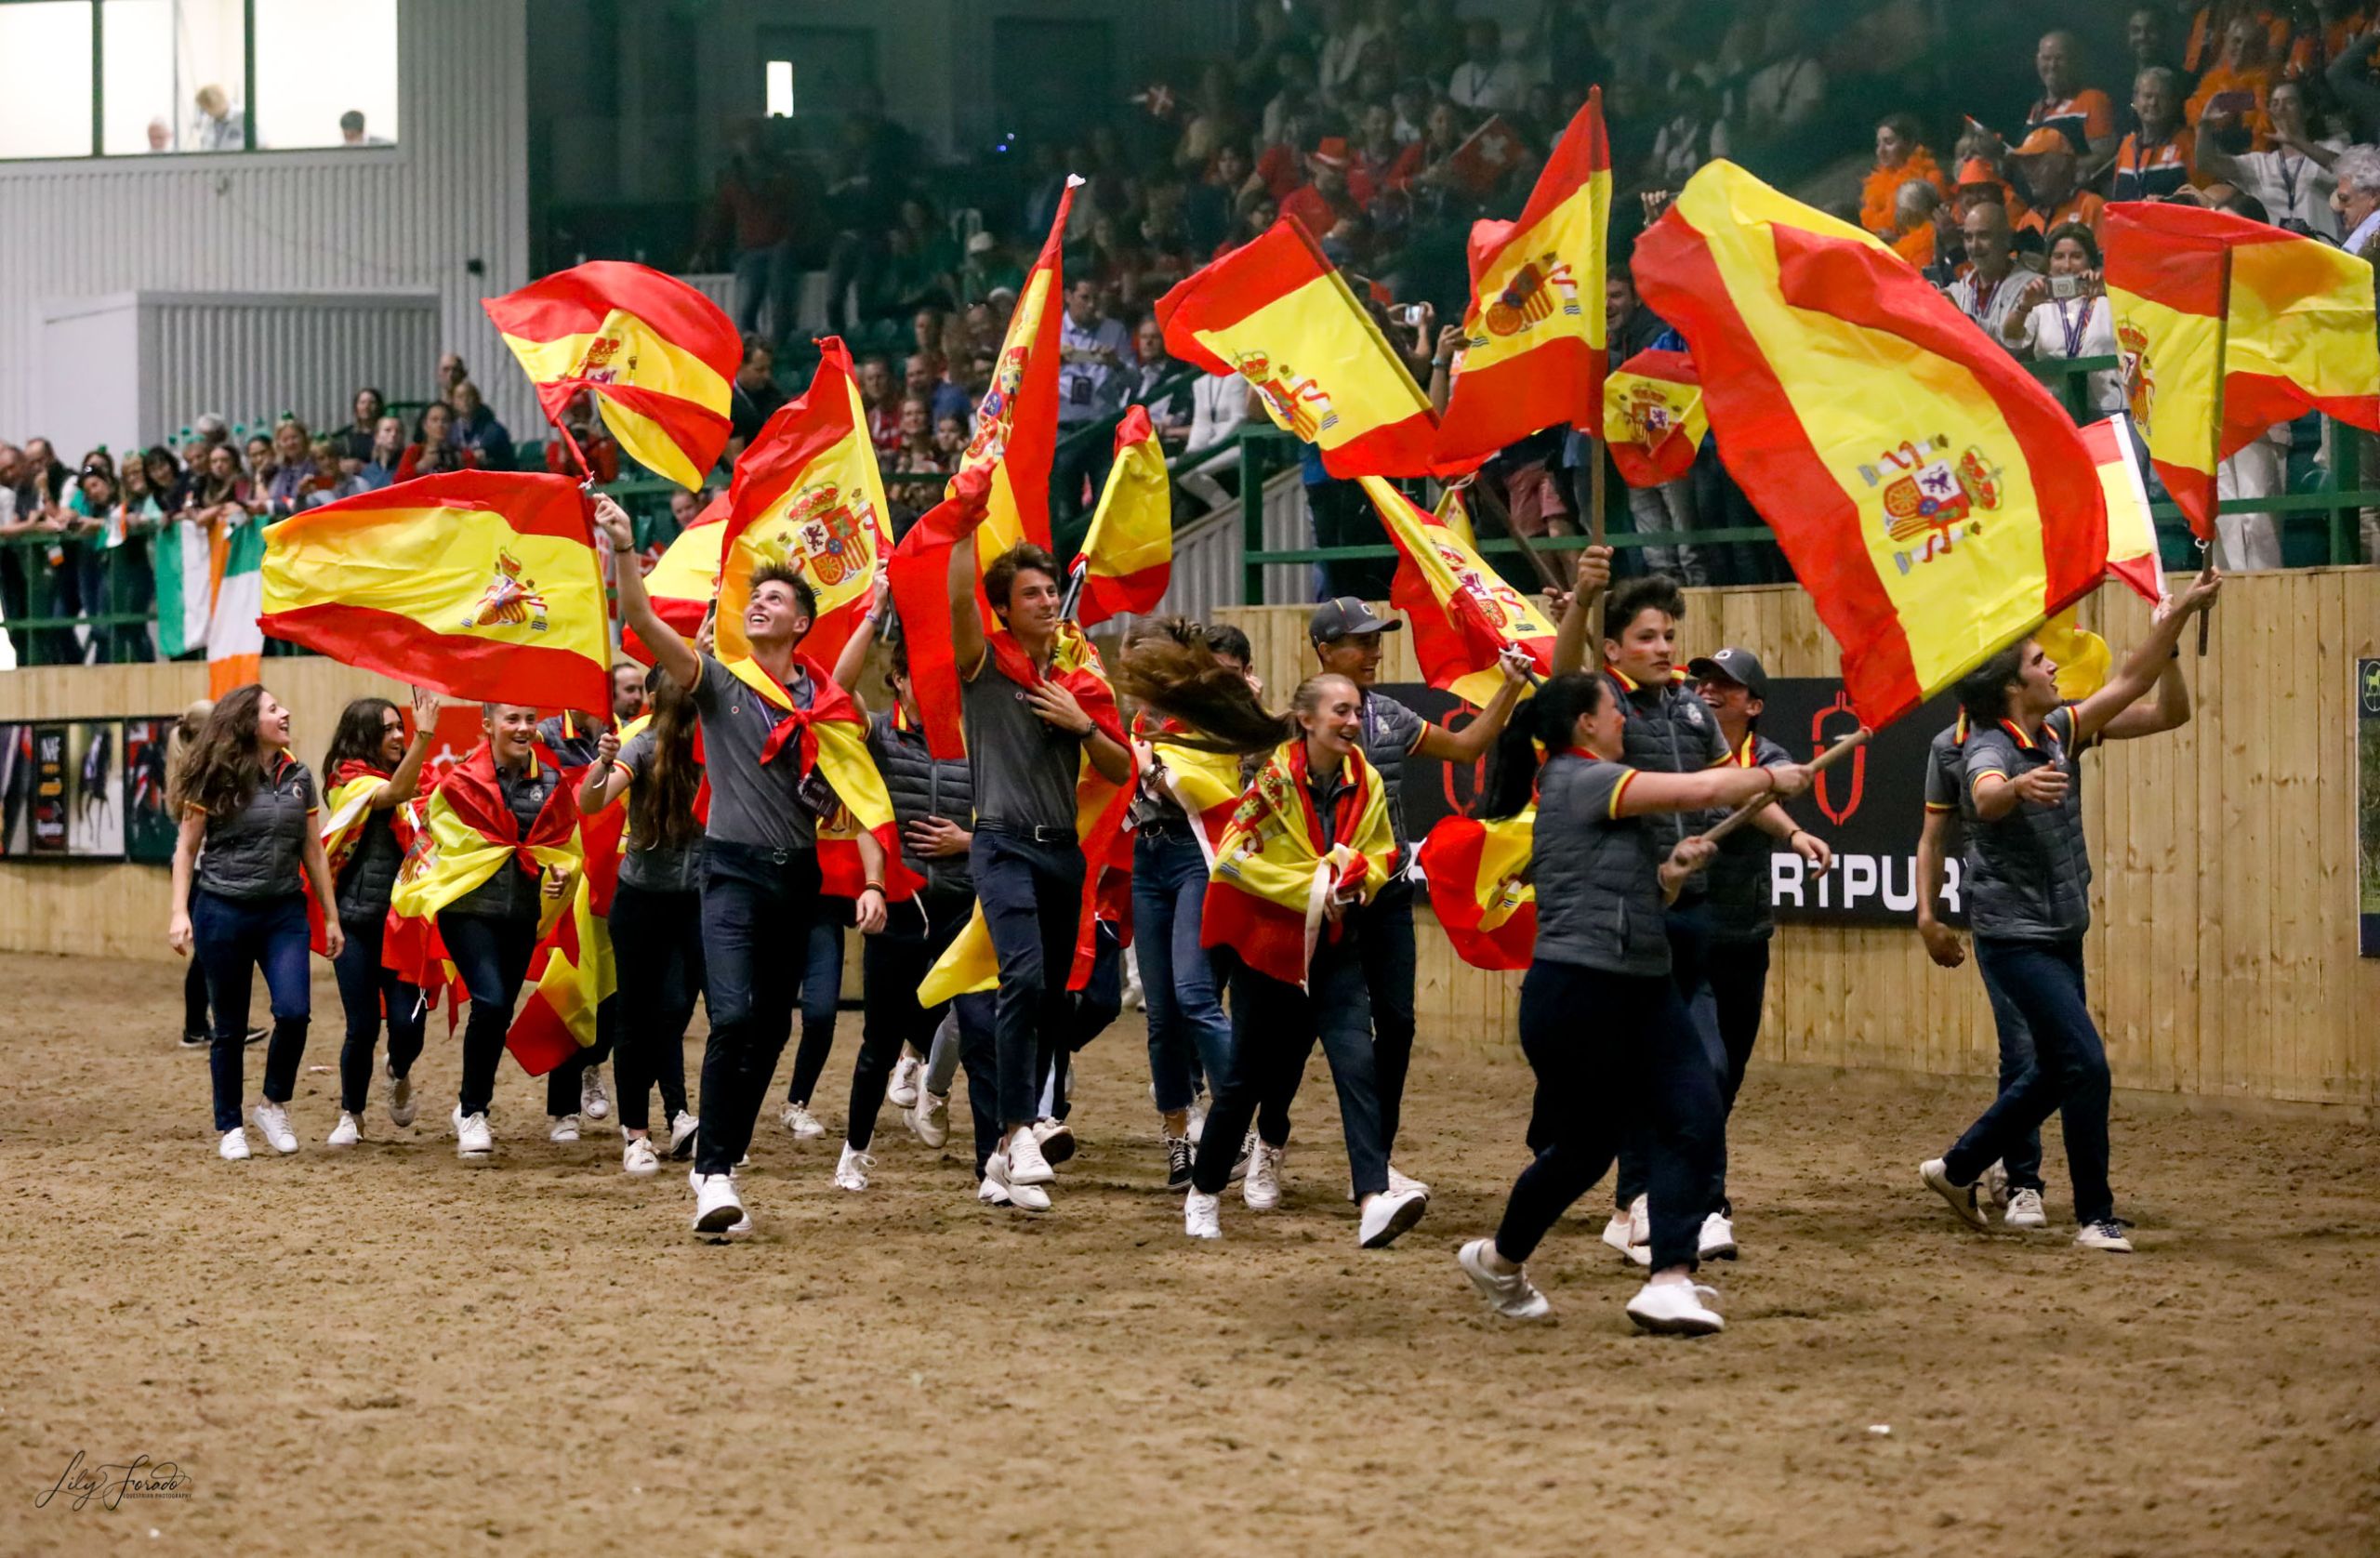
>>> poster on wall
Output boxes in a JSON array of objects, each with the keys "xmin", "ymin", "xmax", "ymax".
[
  {"xmin": 28, "ymin": 723, "xmax": 69, "ymax": 855},
  {"xmin": 123, "ymin": 717, "xmax": 180, "ymax": 865},
  {"xmin": 2359, "ymin": 658, "xmax": 2379, "ymax": 957},
  {"xmin": 0, "ymin": 723, "xmax": 33, "ymax": 855},
  {"xmin": 65, "ymin": 720, "xmax": 124, "ymax": 859}
]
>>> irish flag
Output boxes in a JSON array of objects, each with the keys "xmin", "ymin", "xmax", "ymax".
[{"xmin": 152, "ymin": 512, "xmax": 265, "ymax": 694}]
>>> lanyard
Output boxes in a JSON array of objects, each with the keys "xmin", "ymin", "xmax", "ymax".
[
  {"xmin": 2276, "ymin": 152, "xmax": 2303, "ymax": 215},
  {"xmin": 1968, "ymin": 273, "xmax": 2003, "ymax": 325},
  {"xmin": 2058, "ymin": 297, "xmax": 2091, "ymax": 359}
]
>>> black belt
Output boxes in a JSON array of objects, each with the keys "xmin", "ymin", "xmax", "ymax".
[
  {"xmin": 975, "ymin": 817, "xmax": 1075, "ymax": 845},
  {"xmin": 707, "ymin": 838, "xmax": 814, "ymax": 868}
]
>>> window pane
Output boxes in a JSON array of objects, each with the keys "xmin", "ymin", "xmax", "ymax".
[
  {"xmin": 0, "ymin": 4, "xmax": 94, "ymax": 160},
  {"xmin": 101, "ymin": 0, "xmax": 246, "ymax": 155},
  {"xmin": 253, "ymin": 0, "xmax": 398, "ymax": 150}
]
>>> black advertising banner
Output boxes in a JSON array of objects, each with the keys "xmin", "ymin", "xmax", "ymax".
[
  {"xmin": 30, "ymin": 723, "xmax": 69, "ymax": 855},
  {"xmin": 2358, "ymin": 658, "xmax": 2379, "ymax": 957},
  {"xmin": 124, "ymin": 718, "xmax": 180, "ymax": 865},
  {"xmin": 1393, "ymin": 678, "xmax": 1966, "ymax": 930},
  {"xmin": 0, "ymin": 724, "xmax": 32, "ymax": 855}
]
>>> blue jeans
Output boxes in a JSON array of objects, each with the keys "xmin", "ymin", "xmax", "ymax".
[
  {"xmin": 1945, "ymin": 938, "xmax": 2112, "ymax": 1225},
  {"xmin": 1134, "ymin": 828, "xmax": 1232, "ymax": 1116},
  {"xmin": 694, "ymin": 840, "xmax": 820, "ymax": 1175},
  {"xmin": 439, "ymin": 910, "xmax": 538, "ymax": 1119},
  {"xmin": 1977, "ymin": 940, "xmax": 2043, "ymax": 1193},
  {"xmin": 783, "ymin": 917, "xmax": 849, "ymax": 1105},
  {"xmin": 192, "ymin": 889, "xmax": 313, "ymax": 1133},
  {"xmin": 1194, "ymin": 945, "xmax": 1387, "ymax": 1201},
  {"xmin": 971, "ymin": 827, "xmax": 1084, "ymax": 1128},
  {"xmin": 333, "ymin": 908, "xmax": 424, "ymax": 1115}
]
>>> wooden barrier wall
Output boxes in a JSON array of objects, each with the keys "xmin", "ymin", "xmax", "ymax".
[
  {"xmin": 5, "ymin": 570, "xmax": 2376, "ymax": 1107},
  {"xmin": 1211, "ymin": 570, "xmax": 2380, "ymax": 1109}
]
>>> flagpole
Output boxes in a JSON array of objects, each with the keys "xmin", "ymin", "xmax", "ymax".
[
  {"xmin": 1460, "ymin": 475, "xmax": 1565, "ymax": 591},
  {"xmin": 1061, "ymin": 558, "xmax": 1087, "ymax": 623},
  {"xmin": 1691, "ymin": 727, "xmax": 1870, "ymax": 846},
  {"xmin": 2198, "ymin": 248, "xmax": 2232, "ymax": 658}
]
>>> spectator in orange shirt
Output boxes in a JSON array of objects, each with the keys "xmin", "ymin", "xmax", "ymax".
[
  {"xmin": 2009, "ymin": 129, "xmax": 2107, "ymax": 240},
  {"xmin": 2187, "ymin": 14, "xmax": 2280, "ymax": 146},
  {"xmin": 2113, "ymin": 67, "xmax": 2202, "ymax": 199},
  {"xmin": 2028, "ymin": 31, "xmax": 2122, "ymax": 158},
  {"xmin": 2184, "ymin": 3, "xmax": 2290, "ymax": 73},
  {"xmin": 1860, "ymin": 112, "xmax": 1950, "ymax": 239}
]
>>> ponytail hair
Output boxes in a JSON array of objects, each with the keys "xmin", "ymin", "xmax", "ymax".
[{"xmin": 1480, "ymin": 672, "xmax": 1608, "ymax": 820}]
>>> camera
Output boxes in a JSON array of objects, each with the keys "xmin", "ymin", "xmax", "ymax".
[
  {"xmin": 2049, "ymin": 274, "xmax": 2082, "ymax": 299},
  {"xmin": 1395, "ymin": 304, "xmax": 1426, "ymax": 326}
]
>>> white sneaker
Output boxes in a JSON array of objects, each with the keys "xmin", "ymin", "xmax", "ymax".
[
  {"xmin": 580, "ymin": 1064, "xmax": 610, "ymax": 1121},
  {"xmin": 1031, "ymin": 1117, "xmax": 1077, "ymax": 1167},
  {"xmin": 2003, "ymin": 1187, "xmax": 2048, "ymax": 1229},
  {"xmin": 1386, "ymin": 1164, "xmax": 1431, "ymax": 1196},
  {"xmin": 1699, "ymin": 1211, "xmax": 1738, "ymax": 1261},
  {"xmin": 218, "ymin": 1128, "xmax": 251, "ymax": 1162},
  {"xmin": 1982, "ymin": 1159, "xmax": 2011, "ymax": 1208},
  {"xmin": 667, "ymin": 1111, "xmax": 700, "ymax": 1160},
  {"xmin": 251, "ymin": 1102, "xmax": 298, "ymax": 1155},
  {"xmin": 385, "ymin": 1059, "xmax": 416, "ymax": 1127},
  {"xmin": 1357, "ymin": 1186, "xmax": 1428, "ymax": 1248},
  {"xmin": 622, "ymin": 1136, "xmax": 660, "ymax": 1177},
  {"xmin": 1185, "ymin": 1100, "xmax": 1207, "ymax": 1146},
  {"xmin": 691, "ymin": 1172, "xmax": 745, "ymax": 1234},
  {"xmin": 453, "ymin": 1106, "xmax": 493, "ymax": 1159},
  {"xmin": 1626, "ymin": 1278, "xmax": 1726, "ymax": 1336},
  {"xmin": 1005, "ymin": 1127, "xmax": 1056, "ymax": 1186},
  {"xmin": 985, "ymin": 1151, "xmax": 1051, "ymax": 1212},
  {"xmin": 1183, "ymin": 1189, "xmax": 1223, "ymax": 1240},
  {"xmin": 549, "ymin": 1114, "xmax": 582, "ymax": 1143},
  {"xmin": 1921, "ymin": 1158, "xmax": 1989, "ymax": 1229},
  {"xmin": 326, "ymin": 1112, "xmax": 361, "ymax": 1148},
  {"xmin": 834, "ymin": 1143, "xmax": 874, "ymax": 1191},
  {"xmin": 2075, "ymin": 1218, "xmax": 2135, "ymax": 1253},
  {"xmin": 1600, "ymin": 1208, "xmax": 1635, "ymax": 1258},
  {"xmin": 1457, "ymin": 1238, "xmax": 1552, "ymax": 1320},
  {"xmin": 783, "ymin": 1102, "xmax": 826, "ymax": 1140},
  {"xmin": 1243, "ymin": 1138, "xmax": 1284, "ymax": 1210},
  {"xmin": 887, "ymin": 1053, "xmax": 922, "ymax": 1109},
  {"xmin": 906, "ymin": 1090, "xmax": 951, "ymax": 1149},
  {"xmin": 977, "ymin": 1174, "xmax": 1012, "ymax": 1207}
]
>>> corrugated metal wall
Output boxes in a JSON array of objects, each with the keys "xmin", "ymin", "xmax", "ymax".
[
  {"xmin": 141, "ymin": 293, "xmax": 443, "ymax": 443},
  {"xmin": 1150, "ymin": 467, "xmax": 1313, "ymax": 620},
  {"xmin": 0, "ymin": 0, "xmax": 531, "ymax": 442}
]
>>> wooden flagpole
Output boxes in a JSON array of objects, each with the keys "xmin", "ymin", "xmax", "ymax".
[{"xmin": 1692, "ymin": 727, "xmax": 1870, "ymax": 846}]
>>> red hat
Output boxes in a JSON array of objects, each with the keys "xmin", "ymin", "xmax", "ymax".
[{"xmin": 1310, "ymin": 136, "xmax": 1351, "ymax": 169}]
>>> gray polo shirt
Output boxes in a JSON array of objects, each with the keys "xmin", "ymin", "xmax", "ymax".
[
  {"xmin": 1357, "ymin": 689, "xmax": 1428, "ymax": 872},
  {"xmin": 961, "ymin": 651, "xmax": 1081, "ymax": 835},
  {"xmin": 1530, "ymin": 753, "xmax": 1670, "ymax": 977},
  {"xmin": 1958, "ymin": 704, "xmax": 2093, "ymax": 942},
  {"xmin": 192, "ymin": 754, "xmax": 317, "ymax": 901},
  {"xmin": 688, "ymin": 651, "xmax": 818, "ymax": 852},
  {"xmin": 614, "ymin": 728, "xmax": 703, "ymax": 893}
]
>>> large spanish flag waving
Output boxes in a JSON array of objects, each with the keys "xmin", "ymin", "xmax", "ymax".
[
  {"xmin": 1603, "ymin": 348, "xmax": 1707, "ymax": 488},
  {"xmin": 954, "ymin": 176, "xmax": 1079, "ymax": 561},
  {"xmin": 1435, "ymin": 89, "xmax": 1611, "ymax": 469},
  {"xmin": 1632, "ymin": 162, "xmax": 2109, "ymax": 728},
  {"xmin": 2106, "ymin": 202, "xmax": 2380, "ymax": 538},
  {"xmin": 1200, "ymin": 739, "xmax": 1394, "ymax": 989},
  {"xmin": 1363, "ymin": 475, "xmax": 1556, "ymax": 706},
  {"xmin": 259, "ymin": 472, "xmax": 614, "ymax": 714},
  {"xmin": 886, "ymin": 466, "xmax": 994, "ymax": 759},
  {"xmin": 621, "ymin": 491, "xmax": 728, "ymax": 665},
  {"xmin": 1156, "ymin": 216, "xmax": 1439, "ymax": 478},
  {"xmin": 1417, "ymin": 808, "xmax": 1537, "ymax": 970},
  {"xmin": 1073, "ymin": 405, "xmax": 1172, "ymax": 626},
  {"xmin": 483, "ymin": 261, "xmax": 740, "ymax": 491},
  {"xmin": 716, "ymin": 337, "xmax": 891, "ymax": 671}
]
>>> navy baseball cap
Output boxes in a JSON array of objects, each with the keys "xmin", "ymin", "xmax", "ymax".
[
  {"xmin": 1309, "ymin": 597, "xmax": 1404, "ymax": 640},
  {"xmin": 1687, "ymin": 647, "xmax": 1769, "ymax": 701}
]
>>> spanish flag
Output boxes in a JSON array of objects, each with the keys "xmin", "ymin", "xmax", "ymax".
[
  {"xmin": 716, "ymin": 337, "xmax": 891, "ymax": 672},
  {"xmin": 505, "ymin": 793, "xmax": 627, "ymax": 1076},
  {"xmin": 1603, "ymin": 348, "xmax": 1707, "ymax": 488},
  {"xmin": 1135, "ymin": 712, "xmax": 1243, "ymax": 866},
  {"xmin": 2106, "ymin": 201, "xmax": 2380, "ymax": 537},
  {"xmin": 1155, "ymin": 216, "xmax": 1439, "ymax": 478},
  {"xmin": 953, "ymin": 176, "xmax": 1079, "ymax": 562},
  {"xmin": 701, "ymin": 654, "xmax": 903, "ymax": 902},
  {"xmin": 1631, "ymin": 162, "xmax": 2109, "ymax": 729},
  {"xmin": 622, "ymin": 491, "xmax": 728, "ymax": 665},
  {"xmin": 1074, "ymin": 405, "xmax": 1172, "ymax": 626},
  {"xmin": 259, "ymin": 472, "xmax": 615, "ymax": 714},
  {"xmin": 886, "ymin": 466, "xmax": 995, "ymax": 760},
  {"xmin": 1363, "ymin": 475, "xmax": 1556, "ymax": 706},
  {"xmin": 483, "ymin": 260, "xmax": 741, "ymax": 491},
  {"xmin": 1435, "ymin": 89, "xmax": 1611, "ymax": 469},
  {"xmin": 2081, "ymin": 414, "xmax": 2163, "ymax": 604},
  {"xmin": 1416, "ymin": 808, "xmax": 1536, "ymax": 970},
  {"xmin": 1200, "ymin": 738, "xmax": 1394, "ymax": 990}
]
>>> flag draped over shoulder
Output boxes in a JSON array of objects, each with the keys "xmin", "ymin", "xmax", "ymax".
[
  {"xmin": 1364, "ymin": 475, "xmax": 1555, "ymax": 706},
  {"xmin": 1632, "ymin": 161, "xmax": 2109, "ymax": 729},
  {"xmin": 954, "ymin": 176, "xmax": 1078, "ymax": 561},
  {"xmin": 259, "ymin": 472, "xmax": 614, "ymax": 714},
  {"xmin": 1137, "ymin": 713, "xmax": 1244, "ymax": 867},
  {"xmin": 716, "ymin": 338, "xmax": 892, "ymax": 672},
  {"xmin": 507, "ymin": 797, "xmax": 627, "ymax": 1076},
  {"xmin": 483, "ymin": 260, "xmax": 740, "ymax": 490},
  {"xmin": 1417, "ymin": 808, "xmax": 1537, "ymax": 970},
  {"xmin": 1200, "ymin": 738, "xmax": 1394, "ymax": 989},
  {"xmin": 1435, "ymin": 89, "xmax": 1611, "ymax": 468},
  {"xmin": 919, "ymin": 625, "xmax": 1130, "ymax": 1004},
  {"xmin": 307, "ymin": 759, "xmax": 415, "ymax": 957},
  {"xmin": 2080, "ymin": 415, "xmax": 2163, "ymax": 603},
  {"xmin": 2105, "ymin": 201, "xmax": 2380, "ymax": 537},
  {"xmin": 702, "ymin": 654, "xmax": 903, "ymax": 901},
  {"xmin": 1156, "ymin": 216, "xmax": 1440, "ymax": 478},
  {"xmin": 622, "ymin": 491, "xmax": 728, "ymax": 665},
  {"xmin": 206, "ymin": 516, "xmax": 266, "ymax": 697},
  {"xmin": 1603, "ymin": 348, "xmax": 1707, "ymax": 488},
  {"xmin": 1074, "ymin": 406, "xmax": 1172, "ymax": 626}
]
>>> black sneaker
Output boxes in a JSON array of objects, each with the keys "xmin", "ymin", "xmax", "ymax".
[
  {"xmin": 178, "ymin": 1030, "xmax": 209, "ymax": 1050},
  {"xmin": 1165, "ymin": 1133, "xmax": 1194, "ymax": 1191}
]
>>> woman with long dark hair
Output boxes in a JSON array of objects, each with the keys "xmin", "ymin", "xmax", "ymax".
[
  {"xmin": 318, "ymin": 687, "xmax": 441, "ymax": 1146},
  {"xmin": 167, "ymin": 684, "xmax": 345, "ymax": 1159},
  {"xmin": 577, "ymin": 670, "xmax": 705, "ymax": 1177},
  {"xmin": 1116, "ymin": 647, "xmax": 1422, "ymax": 1249},
  {"xmin": 165, "ymin": 698, "xmax": 261, "ymax": 1051},
  {"xmin": 1450, "ymin": 674, "xmax": 1809, "ymax": 1334}
]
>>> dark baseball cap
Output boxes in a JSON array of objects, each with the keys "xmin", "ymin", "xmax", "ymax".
[
  {"xmin": 1686, "ymin": 647, "xmax": 1768, "ymax": 700},
  {"xmin": 1309, "ymin": 597, "xmax": 1404, "ymax": 640}
]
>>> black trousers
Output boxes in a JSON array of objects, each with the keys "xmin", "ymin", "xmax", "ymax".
[
  {"xmin": 694, "ymin": 841, "xmax": 821, "ymax": 1176},
  {"xmin": 1601, "ymin": 900, "xmax": 1712, "ymax": 1211},
  {"xmin": 852, "ymin": 888, "xmax": 995, "ymax": 1158},
  {"xmin": 1193, "ymin": 945, "xmax": 1387, "ymax": 1202},
  {"xmin": 1706, "ymin": 936, "xmax": 1771, "ymax": 1215},
  {"xmin": 333, "ymin": 908, "xmax": 426, "ymax": 1115},
  {"xmin": 609, "ymin": 880, "xmax": 702, "ymax": 1134},
  {"xmin": 439, "ymin": 910, "xmax": 539, "ymax": 1119}
]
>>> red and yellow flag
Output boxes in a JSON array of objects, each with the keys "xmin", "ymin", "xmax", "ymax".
[
  {"xmin": 2106, "ymin": 201, "xmax": 2380, "ymax": 538},
  {"xmin": 716, "ymin": 337, "xmax": 891, "ymax": 672},
  {"xmin": 886, "ymin": 466, "xmax": 994, "ymax": 760},
  {"xmin": 1435, "ymin": 89, "xmax": 1611, "ymax": 469},
  {"xmin": 621, "ymin": 491, "xmax": 728, "ymax": 665},
  {"xmin": 1156, "ymin": 216, "xmax": 1439, "ymax": 478},
  {"xmin": 1417, "ymin": 809, "xmax": 1536, "ymax": 970},
  {"xmin": 1200, "ymin": 739, "xmax": 1394, "ymax": 990},
  {"xmin": 698, "ymin": 654, "xmax": 903, "ymax": 902},
  {"xmin": 1074, "ymin": 405, "xmax": 1172, "ymax": 626},
  {"xmin": 259, "ymin": 472, "xmax": 614, "ymax": 713},
  {"xmin": 2080, "ymin": 414, "xmax": 2163, "ymax": 604},
  {"xmin": 508, "ymin": 795, "xmax": 627, "ymax": 1076},
  {"xmin": 1632, "ymin": 161, "xmax": 2108, "ymax": 728},
  {"xmin": 954, "ymin": 176, "xmax": 1079, "ymax": 563},
  {"xmin": 483, "ymin": 261, "xmax": 741, "ymax": 490},
  {"xmin": 1135, "ymin": 712, "xmax": 1243, "ymax": 866},
  {"xmin": 1364, "ymin": 475, "xmax": 1556, "ymax": 706},
  {"xmin": 1603, "ymin": 347, "xmax": 1707, "ymax": 487}
]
